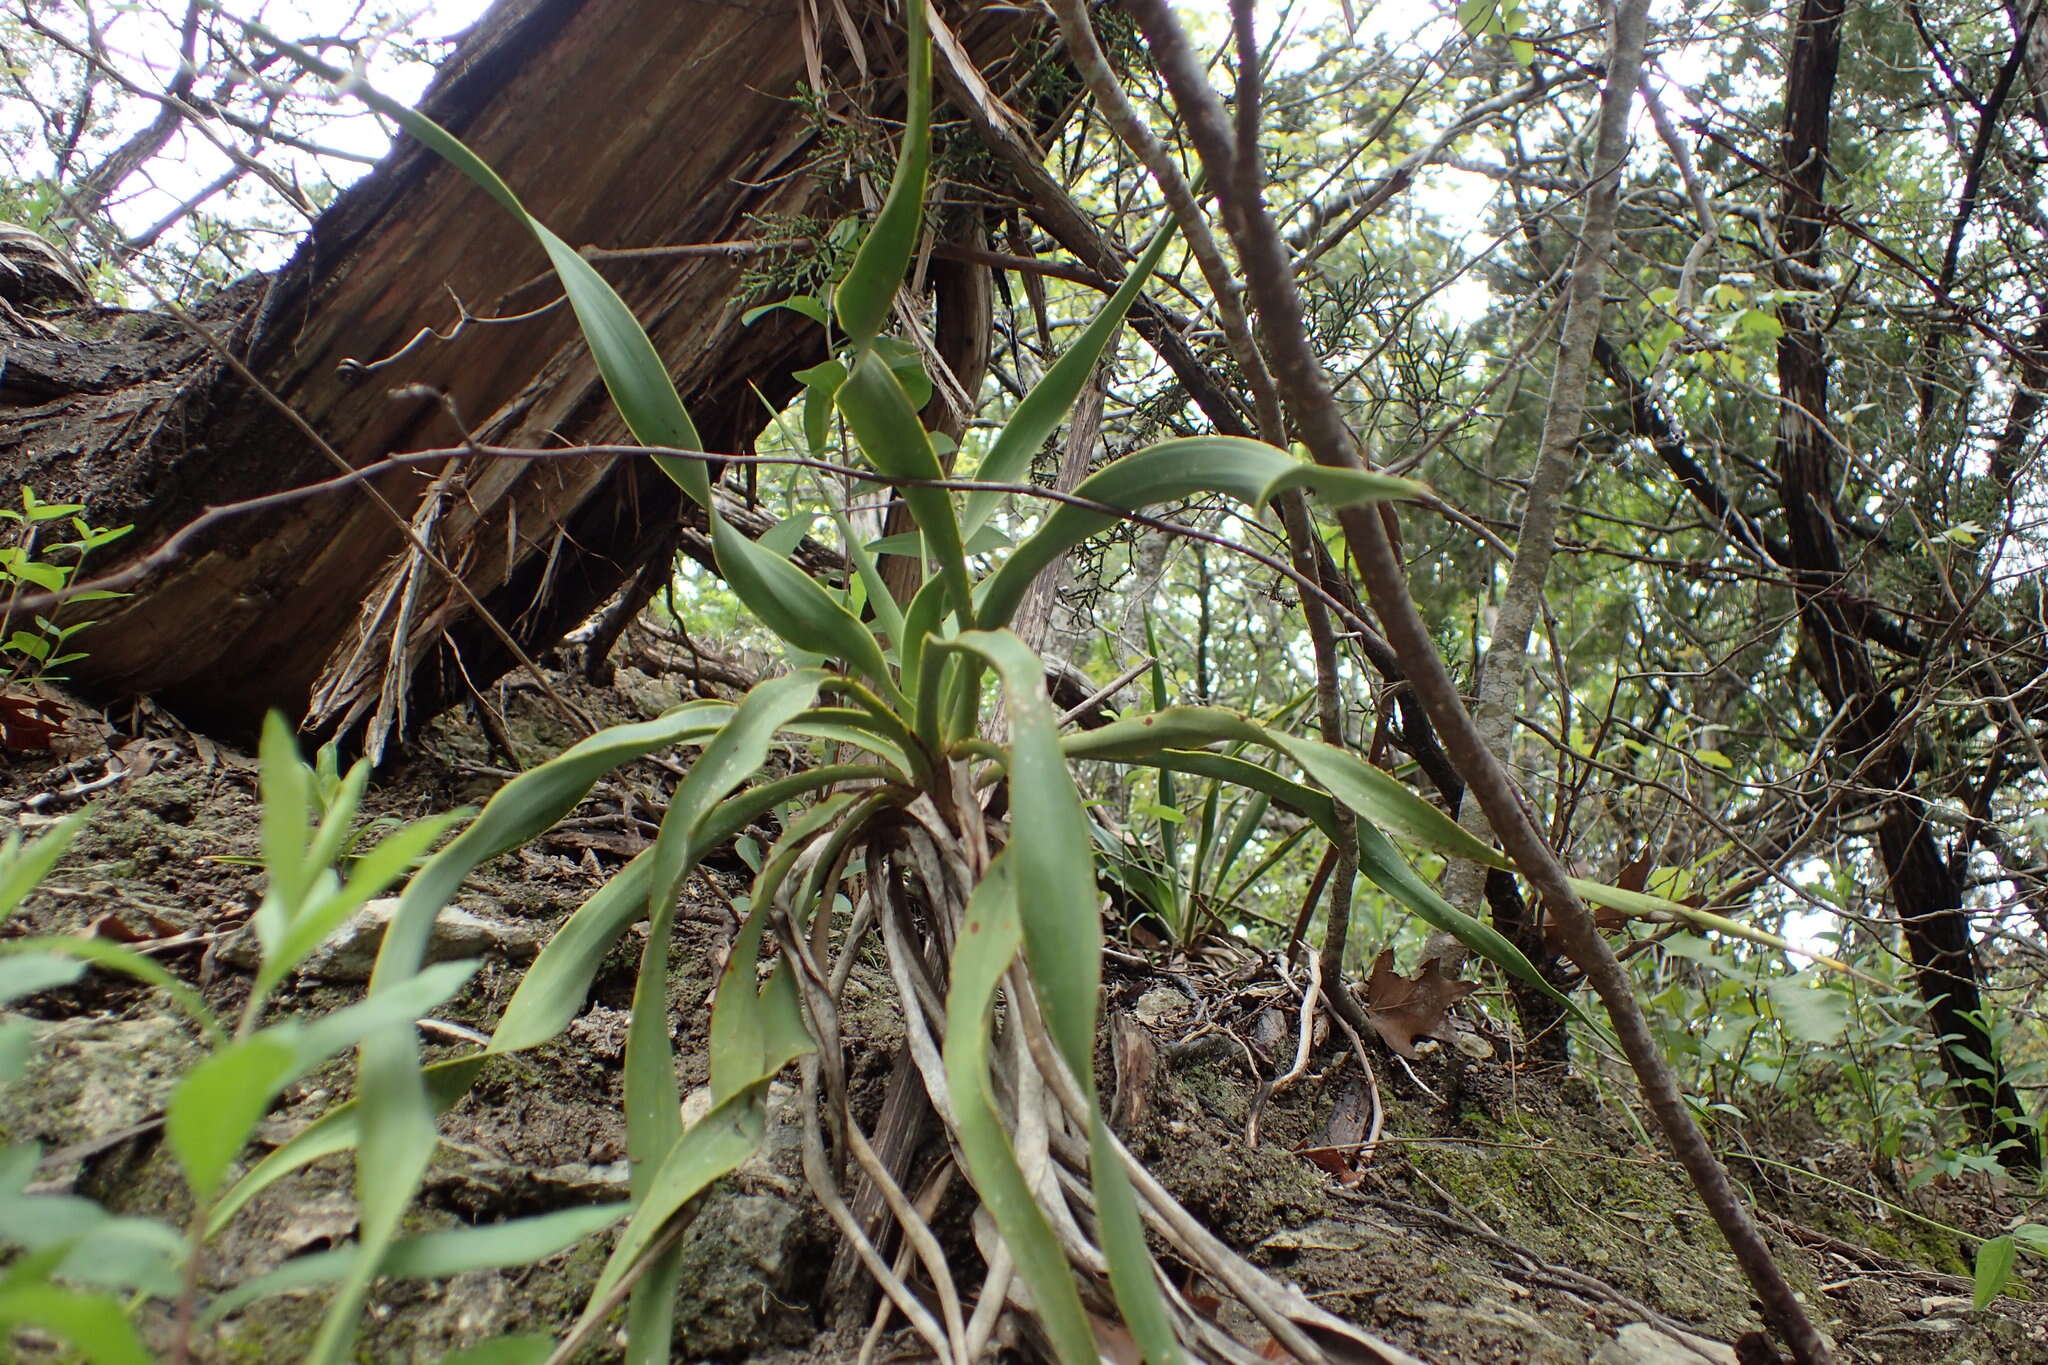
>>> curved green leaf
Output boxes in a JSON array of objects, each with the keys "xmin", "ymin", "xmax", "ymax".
[
  {"xmin": 834, "ymin": 0, "xmax": 930, "ymax": 347},
  {"xmin": 1079, "ymin": 742, "xmax": 1567, "ymax": 1007},
  {"xmin": 827, "ymin": 497, "xmax": 905, "ymax": 644},
  {"xmin": 796, "ymin": 358, "xmax": 848, "ymax": 459},
  {"xmin": 1350, "ymin": 821, "xmax": 1560, "ymax": 1000},
  {"xmin": 234, "ymin": 19, "xmax": 709, "ymax": 508},
  {"xmin": 784, "ymin": 713, "xmax": 914, "ymax": 776},
  {"xmin": 942, "ymin": 852, "xmax": 1094, "ymax": 1364},
  {"xmin": 361, "ymin": 702, "xmax": 732, "ymax": 996},
  {"xmin": 946, "ymin": 632, "xmax": 1098, "ymax": 1074},
  {"xmin": 257, "ymin": 714, "xmax": 313, "ymax": 914},
  {"xmin": 205, "ymin": 1058, "xmax": 487, "ymax": 1239},
  {"xmin": 901, "ymin": 570, "xmax": 952, "ymax": 718},
  {"xmin": 961, "ymin": 220, "xmax": 1179, "ymax": 535},
  {"xmin": 707, "ymin": 793, "xmax": 858, "ymax": 1099},
  {"xmin": 980, "ymin": 439, "xmax": 1424, "ymax": 628},
  {"xmin": 1268, "ymin": 732, "xmax": 1510, "ymax": 871},
  {"xmin": 711, "ymin": 511, "xmax": 897, "ymax": 699},
  {"xmin": 580, "ymin": 1080, "xmax": 773, "ymax": 1325},
  {"xmin": 1066, "ymin": 705, "xmax": 1509, "ymax": 870},
  {"xmin": 0, "ymin": 938, "xmax": 221, "ymax": 1043},
  {"xmin": 1570, "ymin": 878, "xmax": 1874, "ymax": 982},
  {"xmin": 255, "ymin": 810, "xmax": 467, "ymax": 1006},
  {"xmin": 492, "ymin": 762, "xmax": 881, "ymax": 1056},
  {"xmin": 211, "ymin": 760, "xmax": 874, "ymax": 1238}
]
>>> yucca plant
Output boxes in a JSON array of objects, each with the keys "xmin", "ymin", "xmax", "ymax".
[{"xmin": 185, "ymin": 10, "xmax": 1870, "ymax": 1364}]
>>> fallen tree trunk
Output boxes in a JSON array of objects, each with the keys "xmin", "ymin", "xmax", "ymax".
[{"xmin": 1, "ymin": 0, "xmax": 1039, "ymax": 744}]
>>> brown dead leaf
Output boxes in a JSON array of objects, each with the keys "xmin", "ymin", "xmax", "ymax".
[
  {"xmin": 84, "ymin": 910, "xmax": 185, "ymax": 945},
  {"xmin": 1299, "ymin": 1074, "xmax": 1374, "ymax": 1184},
  {"xmin": 113, "ymin": 737, "xmax": 181, "ymax": 781},
  {"xmin": 1299, "ymin": 1146, "xmax": 1350, "ymax": 1178},
  {"xmin": 1085, "ymin": 1311, "xmax": 1142, "ymax": 1365},
  {"xmin": 1541, "ymin": 899, "xmax": 1633, "ymax": 958},
  {"xmin": 0, "ymin": 691, "xmax": 66, "ymax": 751},
  {"xmin": 1363, "ymin": 949, "xmax": 1476, "ymax": 1059},
  {"xmin": 1616, "ymin": 846, "xmax": 1654, "ymax": 893}
]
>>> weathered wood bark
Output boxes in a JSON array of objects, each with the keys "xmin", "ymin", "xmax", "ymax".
[
  {"xmin": 1772, "ymin": 0, "xmax": 2035, "ymax": 1167},
  {"xmin": 0, "ymin": 0, "xmax": 1044, "ymax": 741}
]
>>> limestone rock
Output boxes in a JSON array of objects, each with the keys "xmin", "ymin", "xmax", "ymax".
[
  {"xmin": 221, "ymin": 898, "xmax": 543, "ymax": 981},
  {"xmin": 1593, "ymin": 1322, "xmax": 1738, "ymax": 1365}
]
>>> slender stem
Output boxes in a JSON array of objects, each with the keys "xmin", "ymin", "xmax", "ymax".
[{"xmin": 1435, "ymin": 0, "xmax": 1656, "ymax": 965}]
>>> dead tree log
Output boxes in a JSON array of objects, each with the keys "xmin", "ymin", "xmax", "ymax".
[{"xmin": 1, "ymin": 0, "xmax": 1045, "ymax": 743}]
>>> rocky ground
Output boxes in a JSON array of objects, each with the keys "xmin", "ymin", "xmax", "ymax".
[{"xmin": 2, "ymin": 640, "xmax": 2044, "ymax": 1363}]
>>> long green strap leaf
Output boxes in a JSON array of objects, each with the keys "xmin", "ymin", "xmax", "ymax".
[
  {"xmin": 834, "ymin": 0, "xmax": 930, "ymax": 348},
  {"xmin": 493, "ymin": 764, "xmax": 886, "ymax": 1055},
  {"xmin": 235, "ymin": 16, "xmax": 710, "ymax": 507},
  {"xmin": 1066, "ymin": 706, "xmax": 1510, "ymax": 870},
  {"xmin": 706, "ymin": 794, "xmax": 857, "ymax": 1100},
  {"xmin": 979, "ymin": 439, "xmax": 1424, "ymax": 629},
  {"xmin": 710, "ymin": 514, "xmax": 898, "ymax": 700},
  {"xmin": 1565, "ymin": 877, "xmax": 1874, "ymax": 982},
  {"xmin": 947, "ymin": 632, "xmax": 1182, "ymax": 1365},
  {"xmin": 947, "ymin": 633, "xmax": 1098, "ymax": 1074},
  {"xmin": 961, "ymin": 220, "xmax": 1180, "ymax": 535},
  {"xmin": 837, "ymin": 349, "xmax": 976, "ymax": 628},
  {"xmin": 1078, "ymin": 741, "xmax": 1569, "ymax": 1009},
  {"xmin": 1268, "ymin": 732, "xmax": 1512, "ymax": 871},
  {"xmin": 942, "ymin": 853, "xmax": 1095, "ymax": 1364},
  {"xmin": 205, "ymin": 1058, "xmax": 487, "ymax": 1239}
]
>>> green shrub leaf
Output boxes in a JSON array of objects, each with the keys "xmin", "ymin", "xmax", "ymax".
[
  {"xmin": 0, "ymin": 1283, "xmax": 150, "ymax": 1365},
  {"xmin": 1975, "ymin": 1234, "xmax": 2016, "ymax": 1308},
  {"xmin": 167, "ymin": 1035, "xmax": 300, "ymax": 1201},
  {"xmin": 0, "ymin": 810, "xmax": 85, "ymax": 922}
]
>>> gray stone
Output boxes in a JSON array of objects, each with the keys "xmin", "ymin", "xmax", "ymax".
[
  {"xmin": 0, "ymin": 1013, "xmax": 199, "ymax": 1160},
  {"xmin": 1593, "ymin": 1322, "xmax": 1737, "ymax": 1365},
  {"xmin": 221, "ymin": 898, "xmax": 543, "ymax": 981}
]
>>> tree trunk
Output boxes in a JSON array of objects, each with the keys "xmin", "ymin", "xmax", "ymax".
[
  {"xmin": 1, "ymin": 0, "xmax": 1041, "ymax": 743},
  {"xmin": 1773, "ymin": 0, "xmax": 2035, "ymax": 1167}
]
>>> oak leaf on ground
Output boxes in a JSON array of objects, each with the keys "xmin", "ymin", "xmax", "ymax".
[{"xmin": 1363, "ymin": 948, "xmax": 1476, "ymax": 1058}]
